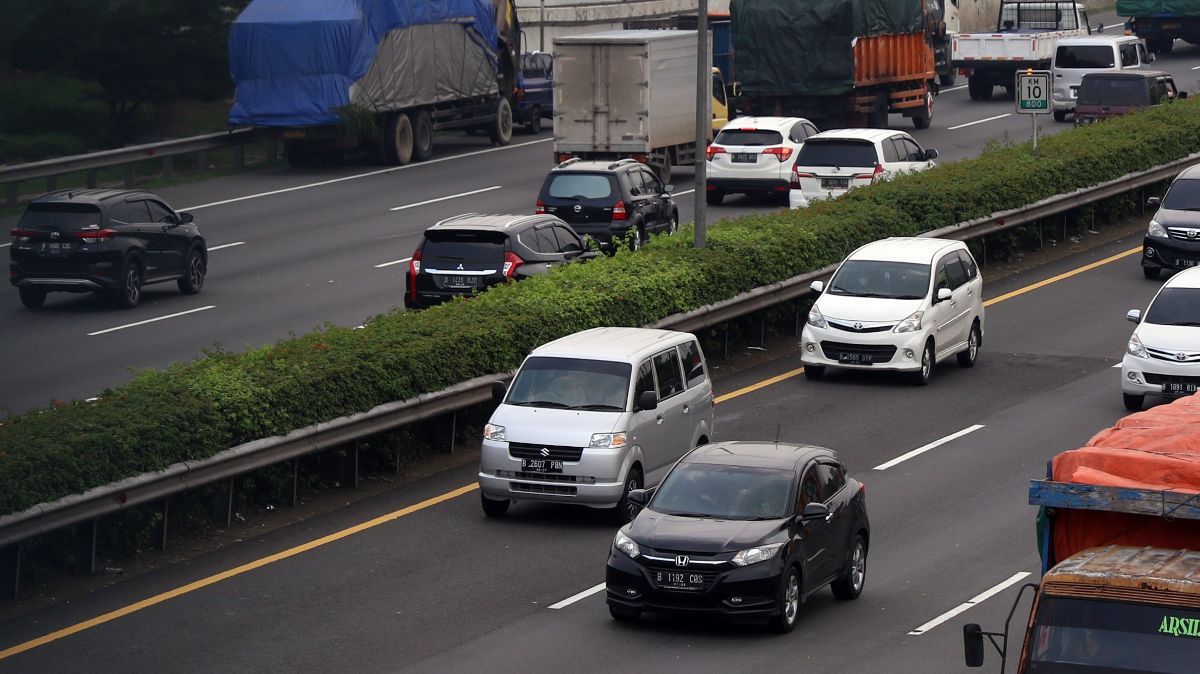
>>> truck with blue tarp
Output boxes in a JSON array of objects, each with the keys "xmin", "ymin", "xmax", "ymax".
[
  {"xmin": 1119, "ymin": 0, "xmax": 1200, "ymax": 54},
  {"xmin": 228, "ymin": 0, "xmax": 522, "ymax": 166}
]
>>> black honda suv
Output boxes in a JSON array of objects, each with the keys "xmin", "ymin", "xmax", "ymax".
[
  {"xmin": 536, "ymin": 158, "xmax": 679, "ymax": 251},
  {"xmin": 405, "ymin": 213, "xmax": 593, "ymax": 310},
  {"xmin": 10, "ymin": 189, "xmax": 207, "ymax": 309}
]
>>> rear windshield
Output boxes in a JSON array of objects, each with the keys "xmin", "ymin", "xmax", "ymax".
[
  {"xmin": 545, "ymin": 173, "xmax": 616, "ymax": 201},
  {"xmin": 1055, "ymin": 45, "xmax": 1115, "ymax": 69},
  {"xmin": 18, "ymin": 203, "xmax": 103, "ymax": 231},
  {"xmin": 714, "ymin": 129, "xmax": 784, "ymax": 146},
  {"xmin": 1161, "ymin": 179, "xmax": 1200, "ymax": 210},
  {"xmin": 795, "ymin": 140, "xmax": 878, "ymax": 168},
  {"xmin": 506, "ymin": 356, "xmax": 632, "ymax": 410},
  {"xmin": 1146, "ymin": 288, "xmax": 1200, "ymax": 326},
  {"xmin": 1078, "ymin": 77, "xmax": 1149, "ymax": 106},
  {"xmin": 421, "ymin": 230, "xmax": 506, "ymax": 263}
]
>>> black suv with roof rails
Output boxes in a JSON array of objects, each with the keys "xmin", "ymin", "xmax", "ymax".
[
  {"xmin": 9, "ymin": 189, "xmax": 206, "ymax": 309},
  {"xmin": 405, "ymin": 213, "xmax": 595, "ymax": 310},
  {"xmin": 536, "ymin": 158, "xmax": 679, "ymax": 251}
]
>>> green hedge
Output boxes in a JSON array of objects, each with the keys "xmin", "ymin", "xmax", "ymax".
[{"xmin": 3, "ymin": 102, "xmax": 1199, "ymax": 516}]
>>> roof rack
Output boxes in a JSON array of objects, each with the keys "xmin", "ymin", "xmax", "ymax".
[
  {"xmin": 556, "ymin": 157, "xmax": 583, "ymax": 169},
  {"xmin": 607, "ymin": 158, "xmax": 639, "ymax": 170}
]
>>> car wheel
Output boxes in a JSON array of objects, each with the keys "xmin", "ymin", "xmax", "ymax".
[
  {"xmin": 665, "ymin": 212, "xmax": 679, "ymax": 235},
  {"xmin": 177, "ymin": 247, "xmax": 206, "ymax": 295},
  {"xmin": 957, "ymin": 322, "xmax": 981, "ymax": 368},
  {"xmin": 804, "ymin": 365, "xmax": 825, "ymax": 380},
  {"xmin": 912, "ymin": 340, "xmax": 935, "ymax": 386},
  {"xmin": 412, "ymin": 109, "xmax": 434, "ymax": 162},
  {"xmin": 116, "ymin": 261, "xmax": 143, "ymax": 309},
  {"xmin": 525, "ymin": 107, "xmax": 542, "ymax": 134},
  {"xmin": 772, "ymin": 566, "xmax": 801, "ymax": 633},
  {"xmin": 1123, "ymin": 393, "xmax": 1145, "ymax": 411},
  {"xmin": 18, "ymin": 286, "xmax": 47, "ymax": 309},
  {"xmin": 613, "ymin": 466, "xmax": 643, "ymax": 524},
  {"xmin": 912, "ymin": 91, "xmax": 933, "ymax": 130},
  {"xmin": 609, "ymin": 604, "xmax": 641, "ymax": 622},
  {"xmin": 706, "ymin": 189, "xmax": 724, "ymax": 206},
  {"xmin": 481, "ymin": 492, "xmax": 511, "ymax": 518},
  {"xmin": 1053, "ymin": 109, "xmax": 1068, "ymax": 123},
  {"xmin": 1143, "ymin": 266, "xmax": 1161, "ymax": 280},
  {"xmin": 488, "ymin": 97, "xmax": 513, "ymax": 146},
  {"xmin": 384, "ymin": 112, "xmax": 414, "ymax": 165},
  {"xmin": 831, "ymin": 535, "xmax": 867, "ymax": 600},
  {"xmin": 625, "ymin": 226, "xmax": 644, "ymax": 252}
]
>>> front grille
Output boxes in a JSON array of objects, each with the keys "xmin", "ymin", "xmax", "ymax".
[
  {"xmin": 509, "ymin": 442, "xmax": 584, "ymax": 462},
  {"xmin": 645, "ymin": 567, "xmax": 720, "ymax": 592},
  {"xmin": 1165, "ymin": 226, "xmax": 1200, "ymax": 242},
  {"xmin": 820, "ymin": 341, "xmax": 898, "ymax": 360},
  {"xmin": 1146, "ymin": 347, "xmax": 1200, "ymax": 364},
  {"xmin": 509, "ymin": 482, "xmax": 577, "ymax": 496},
  {"xmin": 828, "ymin": 320, "xmax": 894, "ymax": 333}
]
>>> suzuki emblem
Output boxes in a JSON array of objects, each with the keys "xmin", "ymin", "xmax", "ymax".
[
  {"xmin": 50, "ymin": 231, "xmax": 61, "ymax": 239},
  {"xmin": 573, "ymin": 204, "xmax": 582, "ymax": 213},
  {"xmin": 540, "ymin": 447, "xmax": 550, "ymax": 457},
  {"xmin": 1178, "ymin": 353, "xmax": 1189, "ymax": 361},
  {"xmin": 674, "ymin": 555, "xmax": 689, "ymax": 567}
]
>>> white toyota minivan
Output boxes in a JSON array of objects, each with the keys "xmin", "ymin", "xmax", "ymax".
[
  {"xmin": 1121, "ymin": 267, "xmax": 1200, "ymax": 410},
  {"xmin": 479, "ymin": 327, "xmax": 714, "ymax": 521}
]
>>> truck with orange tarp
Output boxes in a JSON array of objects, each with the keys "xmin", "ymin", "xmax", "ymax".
[
  {"xmin": 964, "ymin": 393, "xmax": 1200, "ymax": 672},
  {"xmin": 729, "ymin": 0, "xmax": 946, "ymax": 129}
]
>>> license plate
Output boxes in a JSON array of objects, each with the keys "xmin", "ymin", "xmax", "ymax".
[
  {"xmin": 731, "ymin": 153, "xmax": 757, "ymax": 163},
  {"xmin": 655, "ymin": 570, "xmax": 705, "ymax": 591},
  {"xmin": 39, "ymin": 242, "xmax": 72, "ymax": 255},
  {"xmin": 1180, "ymin": 259, "xmax": 1198, "ymax": 268},
  {"xmin": 837, "ymin": 353, "xmax": 875, "ymax": 365},
  {"xmin": 1163, "ymin": 382, "xmax": 1199, "ymax": 395},
  {"xmin": 822, "ymin": 178, "xmax": 850, "ymax": 189},
  {"xmin": 520, "ymin": 458, "xmax": 563, "ymax": 473},
  {"xmin": 442, "ymin": 275, "xmax": 481, "ymax": 289},
  {"xmin": 1162, "ymin": 22, "xmax": 1181, "ymax": 29}
]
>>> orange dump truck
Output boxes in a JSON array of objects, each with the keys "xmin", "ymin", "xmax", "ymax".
[
  {"xmin": 965, "ymin": 393, "xmax": 1200, "ymax": 672},
  {"xmin": 729, "ymin": 0, "xmax": 945, "ymax": 129}
]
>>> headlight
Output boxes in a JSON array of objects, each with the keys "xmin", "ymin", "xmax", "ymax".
[
  {"xmin": 731, "ymin": 542, "xmax": 785, "ymax": 567},
  {"xmin": 614, "ymin": 530, "xmax": 640, "ymax": 558},
  {"xmin": 1127, "ymin": 334, "xmax": 1147, "ymax": 359},
  {"xmin": 893, "ymin": 310, "xmax": 924, "ymax": 334},
  {"xmin": 483, "ymin": 423, "xmax": 506, "ymax": 442},
  {"xmin": 1148, "ymin": 220, "xmax": 1168, "ymax": 238},
  {"xmin": 807, "ymin": 306, "xmax": 828, "ymax": 329},
  {"xmin": 589, "ymin": 432, "xmax": 628, "ymax": 448}
]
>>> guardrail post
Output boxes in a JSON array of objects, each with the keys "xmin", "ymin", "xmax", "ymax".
[
  {"xmin": 46, "ymin": 176, "xmax": 57, "ymax": 192},
  {"xmin": 124, "ymin": 164, "xmax": 135, "ymax": 189},
  {"xmin": 197, "ymin": 150, "xmax": 209, "ymax": 173},
  {"xmin": 1140, "ymin": 187, "xmax": 1145, "ymax": 216},
  {"xmin": 226, "ymin": 477, "xmax": 235, "ymax": 528},
  {"xmin": 162, "ymin": 156, "xmax": 174, "ymax": 180},
  {"xmin": 290, "ymin": 459, "xmax": 299, "ymax": 507},
  {"xmin": 1, "ymin": 544, "xmax": 21, "ymax": 600},
  {"xmin": 86, "ymin": 169, "xmax": 98, "ymax": 189},
  {"xmin": 233, "ymin": 144, "xmax": 245, "ymax": 170},
  {"xmin": 76, "ymin": 520, "xmax": 97, "ymax": 575},
  {"xmin": 722, "ymin": 325, "xmax": 729, "ymax": 361},
  {"xmin": 157, "ymin": 498, "xmax": 169, "ymax": 551},
  {"xmin": 447, "ymin": 412, "xmax": 457, "ymax": 454},
  {"xmin": 6, "ymin": 183, "xmax": 16, "ymax": 208}
]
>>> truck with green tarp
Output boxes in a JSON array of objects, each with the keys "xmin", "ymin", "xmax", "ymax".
[
  {"xmin": 730, "ymin": 0, "xmax": 945, "ymax": 129},
  {"xmin": 1119, "ymin": 0, "xmax": 1200, "ymax": 54}
]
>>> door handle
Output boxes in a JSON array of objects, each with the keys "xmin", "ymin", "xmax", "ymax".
[
  {"xmin": 682, "ymin": 404, "xmax": 690, "ymax": 414},
  {"xmin": 656, "ymin": 415, "xmax": 664, "ymax": 424}
]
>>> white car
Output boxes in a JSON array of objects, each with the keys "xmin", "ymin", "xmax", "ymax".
[
  {"xmin": 1121, "ymin": 267, "xmax": 1200, "ymax": 410},
  {"xmin": 706, "ymin": 116, "xmax": 820, "ymax": 205},
  {"xmin": 800, "ymin": 237, "xmax": 985, "ymax": 386},
  {"xmin": 788, "ymin": 129, "xmax": 938, "ymax": 209}
]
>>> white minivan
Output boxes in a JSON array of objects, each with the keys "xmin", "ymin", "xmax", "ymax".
[
  {"xmin": 479, "ymin": 327, "xmax": 714, "ymax": 521},
  {"xmin": 1121, "ymin": 267, "xmax": 1200, "ymax": 411},
  {"xmin": 1052, "ymin": 35, "xmax": 1152, "ymax": 122}
]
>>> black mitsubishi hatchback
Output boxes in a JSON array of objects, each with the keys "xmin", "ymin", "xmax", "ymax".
[{"xmin": 606, "ymin": 441, "xmax": 870, "ymax": 632}]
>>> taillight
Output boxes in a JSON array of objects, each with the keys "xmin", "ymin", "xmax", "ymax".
[
  {"xmin": 73, "ymin": 228, "xmax": 117, "ymax": 244},
  {"xmin": 408, "ymin": 248, "xmax": 422, "ymax": 302},
  {"xmin": 763, "ymin": 146, "xmax": 793, "ymax": 162},
  {"xmin": 535, "ymin": 199, "xmax": 545, "ymax": 214},
  {"xmin": 872, "ymin": 164, "xmax": 884, "ymax": 183},
  {"xmin": 10, "ymin": 228, "xmax": 36, "ymax": 242},
  {"xmin": 790, "ymin": 166, "xmax": 814, "ymax": 188},
  {"xmin": 503, "ymin": 251, "xmax": 524, "ymax": 277},
  {"xmin": 706, "ymin": 145, "xmax": 726, "ymax": 161},
  {"xmin": 612, "ymin": 201, "xmax": 628, "ymax": 221}
]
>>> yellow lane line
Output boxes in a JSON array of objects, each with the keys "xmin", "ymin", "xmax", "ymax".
[{"xmin": 713, "ymin": 367, "xmax": 807, "ymax": 405}]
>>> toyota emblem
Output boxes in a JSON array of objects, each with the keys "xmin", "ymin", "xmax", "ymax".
[
  {"xmin": 540, "ymin": 447, "xmax": 550, "ymax": 457},
  {"xmin": 1188, "ymin": 229, "xmax": 1198, "ymax": 239},
  {"xmin": 674, "ymin": 555, "xmax": 689, "ymax": 567},
  {"xmin": 853, "ymin": 322, "xmax": 864, "ymax": 330},
  {"xmin": 50, "ymin": 231, "xmax": 61, "ymax": 240},
  {"xmin": 1178, "ymin": 353, "xmax": 1189, "ymax": 361},
  {"xmin": 573, "ymin": 204, "xmax": 582, "ymax": 213}
]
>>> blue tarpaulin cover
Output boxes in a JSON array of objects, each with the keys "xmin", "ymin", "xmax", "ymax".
[{"xmin": 229, "ymin": 0, "xmax": 500, "ymax": 127}]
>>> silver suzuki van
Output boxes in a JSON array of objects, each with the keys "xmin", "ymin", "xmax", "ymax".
[
  {"xmin": 479, "ymin": 327, "xmax": 714, "ymax": 522},
  {"xmin": 1052, "ymin": 34, "xmax": 1152, "ymax": 122}
]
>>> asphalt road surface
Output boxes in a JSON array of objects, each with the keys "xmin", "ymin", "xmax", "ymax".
[
  {"xmin": 2, "ymin": 14, "xmax": 1197, "ymax": 414},
  {"xmin": 0, "ymin": 228, "xmax": 1170, "ymax": 671}
]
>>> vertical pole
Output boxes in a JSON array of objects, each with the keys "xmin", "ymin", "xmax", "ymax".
[
  {"xmin": 226, "ymin": 477, "xmax": 235, "ymax": 528},
  {"xmin": 722, "ymin": 325, "xmax": 729, "ymax": 360},
  {"xmin": 1, "ymin": 544, "xmax": 21, "ymax": 600},
  {"xmin": 268, "ymin": 140, "xmax": 278, "ymax": 162},
  {"xmin": 158, "ymin": 499, "xmax": 170, "ymax": 551},
  {"xmin": 539, "ymin": 0, "xmax": 545, "ymax": 52},
  {"xmin": 124, "ymin": 164, "xmax": 135, "ymax": 189},
  {"xmin": 291, "ymin": 459, "xmax": 299, "ymax": 507},
  {"xmin": 77, "ymin": 520, "xmax": 97, "ymax": 575},
  {"xmin": 448, "ymin": 412, "xmax": 457, "ymax": 455},
  {"xmin": 233, "ymin": 144, "xmax": 245, "ymax": 170},
  {"xmin": 1032, "ymin": 115, "xmax": 1038, "ymax": 155},
  {"xmin": 694, "ymin": 0, "xmax": 709, "ymax": 249},
  {"xmin": 351, "ymin": 447, "xmax": 360, "ymax": 489}
]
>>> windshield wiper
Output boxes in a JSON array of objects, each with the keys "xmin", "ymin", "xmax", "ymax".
[
  {"xmin": 673, "ymin": 512, "xmax": 721, "ymax": 519},
  {"xmin": 571, "ymin": 404, "xmax": 623, "ymax": 411},
  {"xmin": 1168, "ymin": 321, "xmax": 1200, "ymax": 326},
  {"xmin": 511, "ymin": 400, "xmax": 570, "ymax": 408}
]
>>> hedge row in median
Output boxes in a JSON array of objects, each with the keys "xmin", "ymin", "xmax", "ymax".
[{"xmin": 3, "ymin": 102, "xmax": 1199, "ymax": 516}]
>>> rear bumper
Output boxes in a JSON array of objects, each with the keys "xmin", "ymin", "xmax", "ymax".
[
  {"xmin": 10, "ymin": 254, "xmax": 124, "ymax": 292},
  {"xmin": 707, "ymin": 178, "xmax": 790, "ymax": 193}
]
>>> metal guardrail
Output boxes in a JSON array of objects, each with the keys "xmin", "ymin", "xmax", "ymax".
[
  {"xmin": 1, "ymin": 128, "xmax": 261, "ymax": 208},
  {"xmin": 1, "ymin": 151, "xmax": 1193, "ymax": 595}
]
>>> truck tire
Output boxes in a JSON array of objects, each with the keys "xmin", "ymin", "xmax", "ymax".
[
  {"xmin": 412, "ymin": 110, "xmax": 434, "ymax": 162},
  {"xmin": 656, "ymin": 150, "xmax": 673, "ymax": 184},
  {"xmin": 285, "ymin": 141, "xmax": 318, "ymax": 167},
  {"xmin": 1150, "ymin": 37, "xmax": 1174, "ymax": 54},
  {"xmin": 968, "ymin": 75, "xmax": 993, "ymax": 101},
  {"xmin": 1053, "ymin": 109, "xmax": 1068, "ymax": 123},
  {"xmin": 938, "ymin": 70, "xmax": 957, "ymax": 87},
  {"xmin": 384, "ymin": 112, "xmax": 414, "ymax": 165},
  {"xmin": 867, "ymin": 95, "xmax": 889, "ymax": 128},
  {"xmin": 489, "ymin": 98, "xmax": 513, "ymax": 147},
  {"xmin": 525, "ymin": 107, "xmax": 542, "ymax": 134},
  {"xmin": 912, "ymin": 91, "xmax": 933, "ymax": 130}
]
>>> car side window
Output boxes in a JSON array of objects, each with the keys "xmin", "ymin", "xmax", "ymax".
[
  {"xmin": 883, "ymin": 139, "xmax": 902, "ymax": 163},
  {"xmin": 788, "ymin": 121, "xmax": 807, "ymax": 143},
  {"xmin": 804, "ymin": 122, "xmax": 819, "ymax": 138},
  {"xmin": 128, "ymin": 200, "xmax": 153, "ymax": 223},
  {"xmin": 1137, "ymin": 43, "xmax": 1149, "ymax": 65},
  {"xmin": 623, "ymin": 172, "xmax": 642, "ymax": 197},
  {"xmin": 641, "ymin": 170, "xmax": 663, "ymax": 197},
  {"xmin": 817, "ymin": 462, "xmax": 846, "ymax": 501},
  {"xmin": 1150, "ymin": 79, "xmax": 1163, "ymax": 104},
  {"xmin": 934, "ymin": 260, "xmax": 951, "ymax": 291},
  {"xmin": 957, "ymin": 249, "xmax": 979, "ymax": 281},
  {"xmin": 677, "ymin": 339, "xmax": 707, "ymax": 388},
  {"xmin": 534, "ymin": 227, "xmax": 559, "ymax": 254},
  {"xmin": 901, "ymin": 138, "xmax": 924, "ymax": 162},
  {"xmin": 652, "ymin": 348, "xmax": 685, "ymax": 399},
  {"xmin": 552, "ymin": 225, "xmax": 581, "ymax": 252},
  {"xmin": 946, "ymin": 256, "xmax": 968, "ymax": 289},
  {"xmin": 110, "ymin": 201, "xmax": 132, "ymax": 224},
  {"xmin": 798, "ymin": 467, "xmax": 823, "ymax": 510},
  {"xmin": 146, "ymin": 200, "xmax": 174, "ymax": 223},
  {"xmin": 635, "ymin": 360, "xmax": 656, "ymax": 407},
  {"xmin": 1120, "ymin": 44, "xmax": 1136, "ymax": 67}
]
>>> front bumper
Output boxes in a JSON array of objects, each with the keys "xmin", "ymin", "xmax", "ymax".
[
  {"xmin": 605, "ymin": 548, "xmax": 784, "ymax": 618},
  {"xmin": 1121, "ymin": 353, "xmax": 1200, "ymax": 398},
  {"xmin": 477, "ymin": 439, "xmax": 631, "ymax": 508},
  {"xmin": 1143, "ymin": 235, "xmax": 1200, "ymax": 271},
  {"xmin": 799, "ymin": 322, "xmax": 927, "ymax": 372}
]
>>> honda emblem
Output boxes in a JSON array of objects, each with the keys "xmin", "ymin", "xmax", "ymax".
[{"xmin": 675, "ymin": 555, "xmax": 689, "ymax": 567}]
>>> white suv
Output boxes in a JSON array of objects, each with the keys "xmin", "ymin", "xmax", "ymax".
[
  {"xmin": 788, "ymin": 129, "xmax": 938, "ymax": 209},
  {"xmin": 706, "ymin": 116, "xmax": 820, "ymax": 205},
  {"xmin": 800, "ymin": 237, "xmax": 985, "ymax": 385},
  {"xmin": 1121, "ymin": 267, "xmax": 1200, "ymax": 410}
]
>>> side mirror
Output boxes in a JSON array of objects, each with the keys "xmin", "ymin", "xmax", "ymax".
[
  {"xmin": 964, "ymin": 624, "xmax": 986, "ymax": 667},
  {"xmin": 936, "ymin": 287, "xmax": 953, "ymax": 302},
  {"xmin": 179, "ymin": 212, "xmax": 194, "ymax": 224},
  {"xmin": 924, "ymin": 148, "xmax": 939, "ymax": 161},
  {"xmin": 628, "ymin": 488, "xmax": 649, "ymax": 506},
  {"xmin": 1147, "ymin": 196, "xmax": 1161, "ymax": 207},
  {"xmin": 800, "ymin": 502, "xmax": 831, "ymax": 521},
  {"xmin": 491, "ymin": 380, "xmax": 508, "ymax": 404},
  {"xmin": 1127, "ymin": 309, "xmax": 1141, "ymax": 324},
  {"xmin": 1096, "ymin": 23, "xmax": 1105, "ymax": 33},
  {"xmin": 810, "ymin": 280, "xmax": 825, "ymax": 293},
  {"xmin": 637, "ymin": 390, "xmax": 658, "ymax": 412}
]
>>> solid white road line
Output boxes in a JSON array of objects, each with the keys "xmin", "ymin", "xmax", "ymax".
[
  {"xmin": 673, "ymin": 189, "xmax": 696, "ymax": 197},
  {"xmin": 207, "ymin": 241, "xmax": 246, "ymax": 252},
  {"xmin": 875, "ymin": 424, "xmax": 986, "ymax": 471},
  {"xmin": 87, "ymin": 306, "xmax": 216, "ymax": 337},
  {"xmin": 1113, "ymin": 363, "xmax": 1122, "ymax": 368},
  {"xmin": 548, "ymin": 582, "xmax": 607, "ymax": 610},
  {"xmin": 1192, "ymin": 64, "xmax": 1200, "ymax": 70},
  {"xmin": 389, "ymin": 186, "xmax": 501, "ymax": 212},
  {"xmin": 941, "ymin": 84, "xmax": 968, "ymax": 93},
  {"xmin": 181, "ymin": 138, "xmax": 553, "ymax": 212},
  {"xmin": 374, "ymin": 256, "xmax": 412, "ymax": 269},
  {"xmin": 948, "ymin": 114, "xmax": 1012, "ymax": 130},
  {"xmin": 0, "ymin": 243, "xmax": 10, "ymax": 248},
  {"xmin": 908, "ymin": 571, "xmax": 1032, "ymax": 635}
]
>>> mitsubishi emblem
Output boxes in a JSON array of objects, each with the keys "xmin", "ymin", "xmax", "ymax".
[
  {"xmin": 456, "ymin": 263, "xmax": 464, "ymax": 270},
  {"xmin": 540, "ymin": 447, "xmax": 550, "ymax": 457},
  {"xmin": 1178, "ymin": 353, "xmax": 1189, "ymax": 361},
  {"xmin": 674, "ymin": 555, "xmax": 689, "ymax": 567}
]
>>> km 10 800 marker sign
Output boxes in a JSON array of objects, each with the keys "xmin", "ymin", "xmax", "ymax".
[{"xmin": 1017, "ymin": 71, "xmax": 1051, "ymax": 114}]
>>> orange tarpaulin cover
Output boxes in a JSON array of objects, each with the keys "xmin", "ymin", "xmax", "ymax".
[{"xmin": 1051, "ymin": 395, "xmax": 1200, "ymax": 562}]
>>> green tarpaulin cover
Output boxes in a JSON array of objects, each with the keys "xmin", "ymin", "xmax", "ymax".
[
  {"xmin": 731, "ymin": 0, "xmax": 926, "ymax": 96},
  {"xmin": 1116, "ymin": 0, "xmax": 1200, "ymax": 16}
]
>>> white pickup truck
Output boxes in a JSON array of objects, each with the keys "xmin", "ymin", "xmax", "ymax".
[{"xmin": 952, "ymin": 1, "xmax": 1093, "ymax": 100}]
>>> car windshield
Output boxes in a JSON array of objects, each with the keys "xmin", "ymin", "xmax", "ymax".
[
  {"xmin": 421, "ymin": 230, "xmax": 506, "ymax": 264},
  {"xmin": 652, "ymin": 463, "xmax": 794, "ymax": 520},
  {"xmin": 506, "ymin": 357, "xmax": 631, "ymax": 410},
  {"xmin": 1161, "ymin": 179, "xmax": 1200, "ymax": 211},
  {"xmin": 1145, "ymin": 288, "xmax": 1200, "ymax": 326},
  {"xmin": 714, "ymin": 129, "xmax": 784, "ymax": 146},
  {"xmin": 795, "ymin": 140, "xmax": 878, "ymax": 168},
  {"xmin": 1077, "ymin": 77, "xmax": 1148, "ymax": 106},
  {"xmin": 546, "ymin": 174, "xmax": 616, "ymax": 201},
  {"xmin": 827, "ymin": 260, "xmax": 931, "ymax": 299},
  {"xmin": 18, "ymin": 203, "xmax": 103, "ymax": 231},
  {"xmin": 1055, "ymin": 45, "xmax": 1114, "ymax": 69}
]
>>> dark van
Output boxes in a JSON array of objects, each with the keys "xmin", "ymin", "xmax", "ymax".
[{"xmin": 1074, "ymin": 70, "xmax": 1185, "ymax": 126}]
